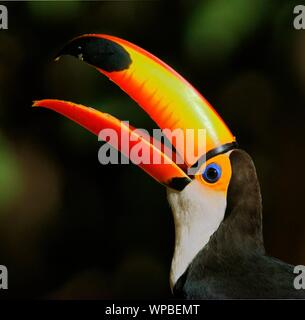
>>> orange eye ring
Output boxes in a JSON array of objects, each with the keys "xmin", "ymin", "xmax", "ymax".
[{"xmin": 196, "ymin": 153, "xmax": 232, "ymax": 193}]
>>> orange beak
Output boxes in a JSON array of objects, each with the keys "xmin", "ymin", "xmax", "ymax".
[
  {"xmin": 33, "ymin": 34, "xmax": 237, "ymax": 190},
  {"xmin": 33, "ymin": 99, "xmax": 191, "ymax": 190}
]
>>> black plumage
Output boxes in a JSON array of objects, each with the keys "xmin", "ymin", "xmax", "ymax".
[{"xmin": 174, "ymin": 150, "xmax": 305, "ymax": 299}]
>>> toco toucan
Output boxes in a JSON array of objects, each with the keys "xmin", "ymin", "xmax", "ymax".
[{"xmin": 33, "ymin": 34, "xmax": 305, "ymax": 299}]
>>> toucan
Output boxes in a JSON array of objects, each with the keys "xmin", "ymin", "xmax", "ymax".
[{"xmin": 33, "ymin": 34, "xmax": 305, "ymax": 299}]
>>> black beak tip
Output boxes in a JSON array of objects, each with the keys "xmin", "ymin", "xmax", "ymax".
[
  {"xmin": 55, "ymin": 35, "xmax": 132, "ymax": 72},
  {"xmin": 55, "ymin": 38, "xmax": 84, "ymax": 61},
  {"xmin": 167, "ymin": 177, "xmax": 192, "ymax": 192}
]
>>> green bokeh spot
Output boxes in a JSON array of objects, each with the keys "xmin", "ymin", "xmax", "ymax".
[
  {"xmin": 0, "ymin": 134, "xmax": 22, "ymax": 211},
  {"xmin": 185, "ymin": 0, "xmax": 268, "ymax": 64},
  {"xmin": 28, "ymin": 1, "xmax": 81, "ymax": 21}
]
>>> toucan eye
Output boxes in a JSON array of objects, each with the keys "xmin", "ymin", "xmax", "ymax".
[{"xmin": 202, "ymin": 163, "xmax": 222, "ymax": 183}]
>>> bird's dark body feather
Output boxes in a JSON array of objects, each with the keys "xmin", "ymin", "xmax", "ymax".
[{"xmin": 174, "ymin": 150, "xmax": 305, "ymax": 299}]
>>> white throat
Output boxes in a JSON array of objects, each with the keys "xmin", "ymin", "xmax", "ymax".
[{"xmin": 167, "ymin": 180, "xmax": 227, "ymax": 289}]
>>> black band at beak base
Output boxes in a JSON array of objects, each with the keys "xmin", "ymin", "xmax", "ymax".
[{"xmin": 190, "ymin": 141, "xmax": 238, "ymax": 171}]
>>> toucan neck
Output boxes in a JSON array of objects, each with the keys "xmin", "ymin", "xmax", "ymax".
[
  {"xmin": 171, "ymin": 150, "xmax": 265, "ymax": 296},
  {"xmin": 196, "ymin": 150, "xmax": 265, "ymax": 260}
]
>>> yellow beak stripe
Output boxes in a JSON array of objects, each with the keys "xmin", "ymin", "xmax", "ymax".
[{"xmin": 59, "ymin": 34, "xmax": 236, "ymax": 167}]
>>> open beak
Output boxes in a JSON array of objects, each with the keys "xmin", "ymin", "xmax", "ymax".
[
  {"xmin": 33, "ymin": 34, "xmax": 236, "ymax": 190},
  {"xmin": 33, "ymin": 99, "xmax": 191, "ymax": 191}
]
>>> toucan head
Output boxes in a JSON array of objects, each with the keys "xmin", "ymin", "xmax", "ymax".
[{"xmin": 33, "ymin": 34, "xmax": 262, "ymax": 291}]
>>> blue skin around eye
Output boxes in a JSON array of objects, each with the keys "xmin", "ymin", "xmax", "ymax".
[{"xmin": 202, "ymin": 163, "xmax": 222, "ymax": 183}]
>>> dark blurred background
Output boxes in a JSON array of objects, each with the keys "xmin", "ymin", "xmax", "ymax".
[{"xmin": 0, "ymin": 0, "xmax": 305, "ymax": 299}]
